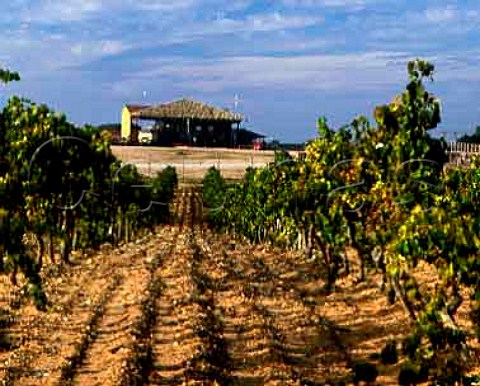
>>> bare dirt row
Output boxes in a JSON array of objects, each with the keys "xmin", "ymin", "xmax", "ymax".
[
  {"xmin": 195, "ymin": 227, "xmax": 345, "ymax": 385},
  {"xmin": 0, "ymin": 226, "xmax": 179, "ymax": 386},
  {"xmin": 0, "ymin": 187, "xmax": 443, "ymax": 385}
]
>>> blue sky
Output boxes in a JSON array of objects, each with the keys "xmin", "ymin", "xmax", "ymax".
[{"xmin": 2, "ymin": 0, "xmax": 480, "ymax": 142}]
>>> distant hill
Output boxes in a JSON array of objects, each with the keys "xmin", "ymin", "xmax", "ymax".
[
  {"xmin": 458, "ymin": 126, "xmax": 480, "ymax": 143},
  {"xmin": 94, "ymin": 123, "xmax": 141, "ymax": 132},
  {"xmin": 95, "ymin": 123, "xmax": 120, "ymax": 132}
]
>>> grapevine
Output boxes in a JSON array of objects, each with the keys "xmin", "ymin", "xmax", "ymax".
[
  {"xmin": 0, "ymin": 68, "xmax": 177, "ymax": 308},
  {"xmin": 203, "ymin": 59, "xmax": 480, "ymax": 383}
]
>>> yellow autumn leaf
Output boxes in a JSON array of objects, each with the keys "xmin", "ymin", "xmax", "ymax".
[{"xmin": 412, "ymin": 204, "xmax": 423, "ymax": 215}]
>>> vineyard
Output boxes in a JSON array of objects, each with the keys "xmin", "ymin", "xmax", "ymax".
[
  {"xmin": 1, "ymin": 60, "xmax": 480, "ymax": 385},
  {"xmin": 0, "ymin": 188, "xmax": 409, "ymax": 385}
]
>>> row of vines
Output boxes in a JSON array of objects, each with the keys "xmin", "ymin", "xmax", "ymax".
[
  {"xmin": 203, "ymin": 60, "xmax": 480, "ymax": 384},
  {"xmin": 0, "ymin": 70, "xmax": 177, "ymax": 309}
]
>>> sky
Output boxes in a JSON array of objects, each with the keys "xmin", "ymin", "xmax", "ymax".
[{"xmin": 1, "ymin": 0, "xmax": 480, "ymax": 143}]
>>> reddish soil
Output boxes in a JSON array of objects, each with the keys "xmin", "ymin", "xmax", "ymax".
[{"xmin": 0, "ymin": 189, "xmax": 478, "ymax": 385}]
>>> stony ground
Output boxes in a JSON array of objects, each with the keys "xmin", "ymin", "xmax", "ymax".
[{"xmin": 0, "ymin": 188, "xmax": 478, "ymax": 385}]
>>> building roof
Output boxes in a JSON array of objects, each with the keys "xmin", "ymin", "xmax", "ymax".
[
  {"xmin": 131, "ymin": 98, "xmax": 243, "ymax": 122},
  {"xmin": 125, "ymin": 104, "xmax": 150, "ymax": 113}
]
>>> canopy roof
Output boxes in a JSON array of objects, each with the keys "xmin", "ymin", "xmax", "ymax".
[
  {"xmin": 130, "ymin": 98, "xmax": 243, "ymax": 122},
  {"xmin": 125, "ymin": 104, "xmax": 150, "ymax": 113}
]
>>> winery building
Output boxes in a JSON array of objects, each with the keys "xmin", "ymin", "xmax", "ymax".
[{"xmin": 121, "ymin": 98, "xmax": 243, "ymax": 147}]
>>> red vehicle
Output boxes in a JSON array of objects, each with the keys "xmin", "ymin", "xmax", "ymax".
[{"xmin": 252, "ymin": 138, "xmax": 264, "ymax": 150}]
